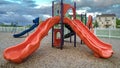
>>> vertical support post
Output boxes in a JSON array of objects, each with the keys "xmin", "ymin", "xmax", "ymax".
[
  {"xmin": 85, "ymin": 13, "xmax": 87, "ymax": 25},
  {"xmin": 74, "ymin": 2, "xmax": 76, "ymax": 47},
  {"xmin": 52, "ymin": 1, "xmax": 54, "ymax": 47},
  {"xmin": 70, "ymin": 15, "xmax": 72, "ymax": 43},
  {"xmin": 60, "ymin": 0, "xmax": 64, "ymax": 50},
  {"xmin": 70, "ymin": 33, "xmax": 72, "ymax": 43},
  {"xmin": 109, "ymin": 28, "xmax": 110, "ymax": 39},
  {"xmin": 80, "ymin": 14, "xmax": 83, "ymax": 44},
  {"xmin": 81, "ymin": 14, "xmax": 82, "ymax": 21}
]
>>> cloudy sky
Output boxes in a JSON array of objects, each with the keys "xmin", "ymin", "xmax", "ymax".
[{"xmin": 0, "ymin": 0, "xmax": 120, "ymax": 25}]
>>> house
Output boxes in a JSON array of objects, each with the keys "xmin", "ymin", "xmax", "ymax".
[{"xmin": 96, "ymin": 14, "xmax": 116, "ymax": 28}]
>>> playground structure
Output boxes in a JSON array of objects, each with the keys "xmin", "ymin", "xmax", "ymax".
[
  {"xmin": 3, "ymin": 0, "xmax": 113, "ymax": 63},
  {"xmin": 13, "ymin": 17, "xmax": 40, "ymax": 38},
  {"xmin": 51, "ymin": 1, "xmax": 76, "ymax": 48}
]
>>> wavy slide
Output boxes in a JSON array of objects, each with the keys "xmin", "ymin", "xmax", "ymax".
[
  {"xmin": 64, "ymin": 15, "xmax": 93, "ymax": 38},
  {"xmin": 64, "ymin": 18, "xmax": 113, "ymax": 58},
  {"xmin": 4, "ymin": 16, "xmax": 60, "ymax": 63},
  {"xmin": 3, "ymin": 16, "xmax": 113, "ymax": 63}
]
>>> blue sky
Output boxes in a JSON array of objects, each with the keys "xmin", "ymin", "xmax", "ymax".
[{"xmin": 0, "ymin": 0, "xmax": 120, "ymax": 26}]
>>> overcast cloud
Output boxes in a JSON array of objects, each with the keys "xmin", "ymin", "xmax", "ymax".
[{"xmin": 0, "ymin": 0, "xmax": 120, "ymax": 26}]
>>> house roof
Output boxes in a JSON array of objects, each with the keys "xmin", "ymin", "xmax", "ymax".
[{"xmin": 96, "ymin": 14, "xmax": 116, "ymax": 17}]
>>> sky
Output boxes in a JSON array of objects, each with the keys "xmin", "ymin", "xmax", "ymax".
[{"xmin": 0, "ymin": 0, "xmax": 120, "ymax": 26}]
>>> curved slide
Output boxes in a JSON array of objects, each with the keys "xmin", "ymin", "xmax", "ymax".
[
  {"xmin": 13, "ymin": 17, "xmax": 39, "ymax": 38},
  {"xmin": 64, "ymin": 24, "xmax": 74, "ymax": 38},
  {"xmin": 64, "ymin": 18, "xmax": 113, "ymax": 58},
  {"xmin": 3, "ymin": 16, "xmax": 113, "ymax": 63},
  {"xmin": 13, "ymin": 23, "xmax": 39, "ymax": 38},
  {"xmin": 3, "ymin": 16, "xmax": 60, "ymax": 63},
  {"xmin": 64, "ymin": 15, "xmax": 93, "ymax": 38}
]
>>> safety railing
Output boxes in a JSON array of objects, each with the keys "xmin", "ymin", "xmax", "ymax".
[{"xmin": 94, "ymin": 28, "xmax": 120, "ymax": 38}]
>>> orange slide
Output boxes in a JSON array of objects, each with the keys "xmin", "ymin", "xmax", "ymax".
[
  {"xmin": 63, "ymin": 17, "xmax": 113, "ymax": 58},
  {"xmin": 3, "ymin": 16, "xmax": 60, "ymax": 63},
  {"xmin": 3, "ymin": 16, "xmax": 113, "ymax": 63}
]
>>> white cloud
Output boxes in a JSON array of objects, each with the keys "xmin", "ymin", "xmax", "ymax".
[
  {"xmin": 43, "ymin": 14, "xmax": 51, "ymax": 18},
  {"xmin": 112, "ymin": 4, "xmax": 120, "ymax": 8},
  {"xmin": 87, "ymin": 12, "xmax": 101, "ymax": 18},
  {"xmin": 35, "ymin": 3, "xmax": 51, "ymax": 9},
  {"xmin": 76, "ymin": 10, "xmax": 87, "ymax": 14},
  {"xmin": 73, "ymin": 0, "xmax": 81, "ymax": 2},
  {"xmin": 5, "ymin": 0, "xmax": 21, "ymax": 4},
  {"xmin": 23, "ymin": 15, "xmax": 35, "ymax": 20}
]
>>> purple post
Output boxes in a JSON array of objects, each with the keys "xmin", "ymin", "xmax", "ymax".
[
  {"xmin": 70, "ymin": 33, "xmax": 72, "ymax": 43},
  {"xmin": 74, "ymin": 2, "xmax": 76, "ymax": 19},
  {"xmin": 60, "ymin": 0, "xmax": 64, "ymax": 50},
  {"xmin": 81, "ymin": 14, "xmax": 82, "ymax": 21},
  {"xmin": 85, "ymin": 13, "xmax": 87, "ymax": 25},
  {"xmin": 52, "ymin": 1, "xmax": 54, "ymax": 47},
  {"xmin": 80, "ymin": 14, "xmax": 83, "ymax": 44},
  {"xmin": 74, "ymin": 2, "xmax": 76, "ymax": 47}
]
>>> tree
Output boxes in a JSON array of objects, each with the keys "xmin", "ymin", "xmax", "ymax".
[
  {"xmin": 10, "ymin": 22, "xmax": 14, "ymax": 27},
  {"xmin": 0, "ymin": 23, "xmax": 5, "ymax": 26},
  {"xmin": 116, "ymin": 18, "xmax": 120, "ymax": 28},
  {"xmin": 93, "ymin": 20, "xmax": 98, "ymax": 28}
]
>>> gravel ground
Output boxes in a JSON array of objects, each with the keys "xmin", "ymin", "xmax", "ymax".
[{"xmin": 0, "ymin": 32, "xmax": 120, "ymax": 68}]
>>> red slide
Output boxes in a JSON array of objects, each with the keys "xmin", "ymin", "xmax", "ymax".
[
  {"xmin": 63, "ymin": 17, "xmax": 113, "ymax": 58},
  {"xmin": 3, "ymin": 16, "xmax": 60, "ymax": 63}
]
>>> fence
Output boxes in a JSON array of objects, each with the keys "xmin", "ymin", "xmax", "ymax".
[
  {"xmin": 0, "ymin": 26, "xmax": 29, "ymax": 33},
  {"xmin": 0, "ymin": 26, "xmax": 120, "ymax": 39},
  {"xmin": 64, "ymin": 27, "xmax": 120, "ymax": 39},
  {"xmin": 94, "ymin": 28, "xmax": 120, "ymax": 39}
]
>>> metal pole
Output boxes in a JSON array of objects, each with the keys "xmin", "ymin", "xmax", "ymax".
[
  {"xmin": 52, "ymin": 1, "xmax": 54, "ymax": 47},
  {"xmin": 85, "ymin": 13, "xmax": 87, "ymax": 25},
  {"xmin": 74, "ymin": 2, "xmax": 76, "ymax": 47},
  {"xmin": 80, "ymin": 14, "xmax": 82, "ymax": 44},
  {"xmin": 81, "ymin": 14, "xmax": 82, "ymax": 21},
  {"xmin": 70, "ymin": 33, "xmax": 72, "ymax": 43},
  {"xmin": 70, "ymin": 15, "xmax": 72, "ymax": 43},
  {"xmin": 60, "ymin": 0, "xmax": 64, "ymax": 50}
]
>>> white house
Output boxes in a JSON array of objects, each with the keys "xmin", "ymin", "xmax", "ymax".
[{"xmin": 96, "ymin": 14, "xmax": 116, "ymax": 28}]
